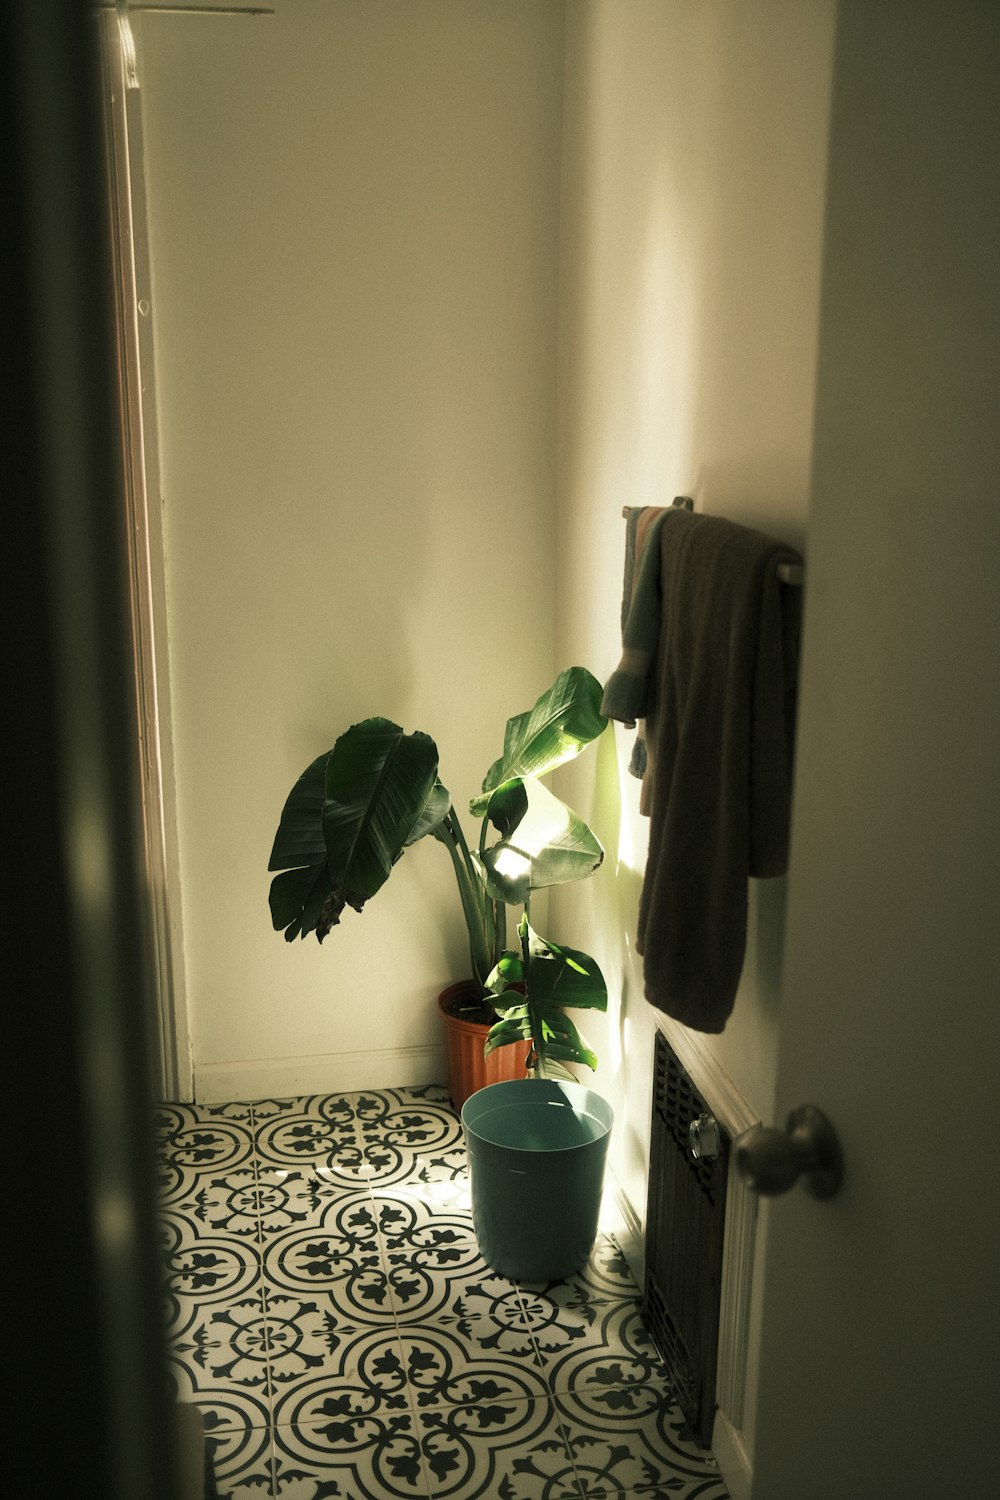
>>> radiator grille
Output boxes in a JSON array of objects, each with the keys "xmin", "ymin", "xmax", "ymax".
[{"xmin": 643, "ymin": 1031, "xmax": 729, "ymax": 1448}]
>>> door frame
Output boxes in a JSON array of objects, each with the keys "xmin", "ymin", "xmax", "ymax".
[{"xmin": 98, "ymin": 11, "xmax": 191, "ymax": 1100}]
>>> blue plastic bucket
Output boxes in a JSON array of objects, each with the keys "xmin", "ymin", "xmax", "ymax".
[{"xmin": 461, "ymin": 1077, "xmax": 614, "ymax": 1281}]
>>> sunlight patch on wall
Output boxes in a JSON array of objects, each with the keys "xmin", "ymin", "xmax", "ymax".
[{"xmin": 615, "ymin": 733, "xmax": 642, "ymax": 874}]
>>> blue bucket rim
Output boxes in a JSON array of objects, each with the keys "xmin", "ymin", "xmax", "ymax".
[{"xmin": 461, "ymin": 1076, "xmax": 614, "ymax": 1151}]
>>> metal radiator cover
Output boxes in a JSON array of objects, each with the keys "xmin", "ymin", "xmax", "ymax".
[{"xmin": 643, "ymin": 1030, "xmax": 730, "ymax": 1448}]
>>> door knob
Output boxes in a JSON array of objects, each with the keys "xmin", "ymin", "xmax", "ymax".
[{"xmin": 734, "ymin": 1104, "xmax": 844, "ymax": 1200}]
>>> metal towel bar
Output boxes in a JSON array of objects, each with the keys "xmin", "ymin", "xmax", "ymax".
[{"xmin": 621, "ymin": 501, "xmax": 805, "ymax": 587}]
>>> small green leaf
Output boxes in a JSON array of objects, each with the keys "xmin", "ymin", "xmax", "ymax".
[
  {"xmin": 486, "ymin": 951, "xmax": 525, "ymax": 994},
  {"xmin": 483, "ymin": 916, "xmax": 607, "ymax": 1070}
]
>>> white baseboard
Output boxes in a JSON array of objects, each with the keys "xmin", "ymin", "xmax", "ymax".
[
  {"xmin": 712, "ymin": 1406, "xmax": 752, "ymax": 1500},
  {"xmin": 194, "ymin": 1043, "xmax": 447, "ymax": 1104},
  {"xmin": 602, "ymin": 1169, "xmax": 646, "ymax": 1291}
]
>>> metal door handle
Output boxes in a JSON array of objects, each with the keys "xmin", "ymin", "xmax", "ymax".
[{"xmin": 734, "ymin": 1104, "xmax": 844, "ymax": 1200}]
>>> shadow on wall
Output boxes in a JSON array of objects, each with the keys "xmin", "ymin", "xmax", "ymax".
[{"xmin": 751, "ymin": 874, "xmax": 788, "ymax": 1022}]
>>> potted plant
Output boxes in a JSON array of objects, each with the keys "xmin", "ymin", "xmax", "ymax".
[{"xmin": 266, "ymin": 666, "xmax": 611, "ymax": 1107}]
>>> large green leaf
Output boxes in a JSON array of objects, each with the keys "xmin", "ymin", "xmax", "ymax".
[
  {"xmin": 268, "ymin": 751, "xmax": 329, "ymax": 873},
  {"xmin": 406, "ymin": 779, "xmax": 451, "ymax": 845},
  {"xmin": 268, "ymin": 751, "xmax": 333, "ymax": 941},
  {"xmin": 267, "ymin": 720, "xmax": 441, "ymax": 943},
  {"xmin": 479, "ymin": 778, "xmax": 604, "ymax": 904},
  {"xmin": 484, "ymin": 915, "xmax": 607, "ymax": 1071},
  {"xmin": 322, "ymin": 718, "xmax": 441, "ymax": 903},
  {"xmin": 470, "ymin": 667, "xmax": 608, "ymax": 816},
  {"xmin": 268, "ymin": 862, "xmax": 334, "ymax": 942}
]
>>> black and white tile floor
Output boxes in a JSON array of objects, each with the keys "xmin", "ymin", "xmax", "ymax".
[{"xmin": 155, "ymin": 1083, "xmax": 731, "ymax": 1499}]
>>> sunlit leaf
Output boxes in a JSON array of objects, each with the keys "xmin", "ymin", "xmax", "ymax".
[
  {"xmin": 480, "ymin": 778, "xmax": 604, "ymax": 903},
  {"xmin": 483, "ymin": 916, "xmax": 607, "ymax": 1070},
  {"xmin": 470, "ymin": 667, "xmax": 607, "ymax": 816}
]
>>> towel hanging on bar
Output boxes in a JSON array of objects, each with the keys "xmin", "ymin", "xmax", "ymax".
[
  {"xmin": 605, "ymin": 502, "xmax": 804, "ymax": 1032},
  {"xmin": 621, "ymin": 503, "xmax": 805, "ymax": 586}
]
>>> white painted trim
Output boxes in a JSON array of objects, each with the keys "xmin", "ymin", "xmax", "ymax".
[
  {"xmin": 600, "ymin": 1166, "xmax": 646, "ymax": 1291},
  {"xmin": 712, "ymin": 1406, "xmax": 753, "ymax": 1500},
  {"xmin": 652, "ymin": 1017, "xmax": 760, "ymax": 1466},
  {"xmin": 194, "ymin": 1044, "xmax": 447, "ymax": 1104},
  {"xmin": 717, "ymin": 1148, "xmax": 758, "ymax": 1430},
  {"xmin": 654, "ymin": 1014, "xmax": 759, "ymax": 1138},
  {"xmin": 98, "ymin": 14, "xmax": 192, "ymax": 1100}
]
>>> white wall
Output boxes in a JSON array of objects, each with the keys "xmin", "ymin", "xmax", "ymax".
[
  {"xmin": 552, "ymin": 7, "xmax": 835, "ymax": 1472},
  {"xmin": 554, "ymin": 0, "xmax": 835, "ymax": 1204},
  {"xmin": 138, "ymin": 0, "xmax": 566, "ymax": 1098}
]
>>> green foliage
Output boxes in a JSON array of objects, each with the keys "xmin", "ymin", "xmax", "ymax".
[
  {"xmin": 484, "ymin": 915, "xmax": 607, "ymax": 1073},
  {"xmin": 267, "ymin": 667, "xmax": 610, "ymax": 1072}
]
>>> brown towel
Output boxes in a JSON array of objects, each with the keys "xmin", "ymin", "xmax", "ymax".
[{"xmin": 636, "ymin": 510, "xmax": 802, "ymax": 1032}]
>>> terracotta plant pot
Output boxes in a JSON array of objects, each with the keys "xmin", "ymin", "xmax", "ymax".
[{"xmin": 438, "ymin": 980, "xmax": 525, "ymax": 1112}]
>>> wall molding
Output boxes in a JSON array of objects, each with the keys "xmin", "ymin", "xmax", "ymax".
[
  {"xmin": 194, "ymin": 1043, "xmax": 446, "ymax": 1104},
  {"xmin": 98, "ymin": 13, "xmax": 191, "ymax": 1099},
  {"xmin": 712, "ymin": 1406, "xmax": 752, "ymax": 1500}
]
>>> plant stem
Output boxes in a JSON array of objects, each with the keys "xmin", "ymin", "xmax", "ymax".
[{"xmin": 434, "ymin": 811, "xmax": 493, "ymax": 988}]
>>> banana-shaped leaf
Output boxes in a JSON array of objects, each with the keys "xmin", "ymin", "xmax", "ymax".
[
  {"xmin": 470, "ymin": 667, "xmax": 607, "ymax": 816},
  {"xmin": 268, "ymin": 751, "xmax": 333, "ymax": 941},
  {"xmin": 479, "ymin": 778, "xmax": 604, "ymax": 904},
  {"xmin": 322, "ymin": 718, "xmax": 441, "ymax": 902},
  {"xmin": 484, "ymin": 916, "xmax": 607, "ymax": 1071},
  {"xmin": 267, "ymin": 719, "xmax": 441, "ymax": 942},
  {"xmin": 268, "ymin": 751, "xmax": 329, "ymax": 872},
  {"xmin": 485, "ymin": 1005, "xmax": 599, "ymax": 1073},
  {"xmin": 406, "ymin": 779, "xmax": 452, "ymax": 845}
]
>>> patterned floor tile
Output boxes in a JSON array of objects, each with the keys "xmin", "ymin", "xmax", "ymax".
[
  {"xmin": 518, "ymin": 1234, "xmax": 641, "ymax": 1306},
  {"xmin": 154, "ymin": 1105, "xmax": 258, "ymax": 1209},
  {"xmin": 197, "ymin": 1403, "xmax": 273, "ymax": 1491},
  {"xmin": 167, "ymin": 1291, "xmax": 273, "ymax": 1404},
  {"xmin": 168, "ymin": 1374, "xmax": 271, "ymax": 1443},
  {"xmin": 249, "ymin": 1167, "xmax": 353, "ymax": 1239},
  {"xmin": 155, "ymin": 1089, "xmax": 732, "ymax": 1500},
  {"xmin": 272, "ymin": 1411, "xmax": 427, "ymax": 1498},
  {"xmin": 255, "ymin": 1092, "xmax": 368, "ymax": 1131},
  {"xmin": 395, "ymin": 1320, "xmax": 549, "ymax": 1410},
  {"xmin": 416, "ymin": 1394, "xmax": 583, "ymax": 1499},
  {"xmin": 162, "ymin": 1221, "xmax": 265, "ymax": 1336},
  {"xmin": 521, "ymin": 1296, "xmax": 670, "ymax": 1400},
  {"xmin": 555, "ymin": 1383, "xmax": 729, "ymax": 1498},
  {"xmin": 263, "ymin": 1190, "xmax": 385, "ymax": 1261},
  {"xmin": 354, "ymin": 1089, "xmax": 466, "ymax": 1188},
  {"xmin": 369, "ymin": 1184, "xmax": 476, "ymax": 1245},
  {"xmin": 352, "ymin": 1082, "xmax": 454, "ymax": 1124},
  {"xmin": 154, "ymin": 1103, "xmax": 256, "ymax": 1167},
  {"xmin": 383, "ymin": 1242, "xmax": 506, "ymax": 1326},
  {"xmin": 161, "ymin": 1171, "xmax": 264, "ymax": 1240},
  {"xmin": 253, "ymin": 1098, "xmax": 362, "ymax": 1172},
  {"xmin": 263, "ymin": 1248, "xmax": 396, "ymax": 1329},
  {"xmin": 269, "ymin": 1325, "xmax": 412, "ymax": 1422}
]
